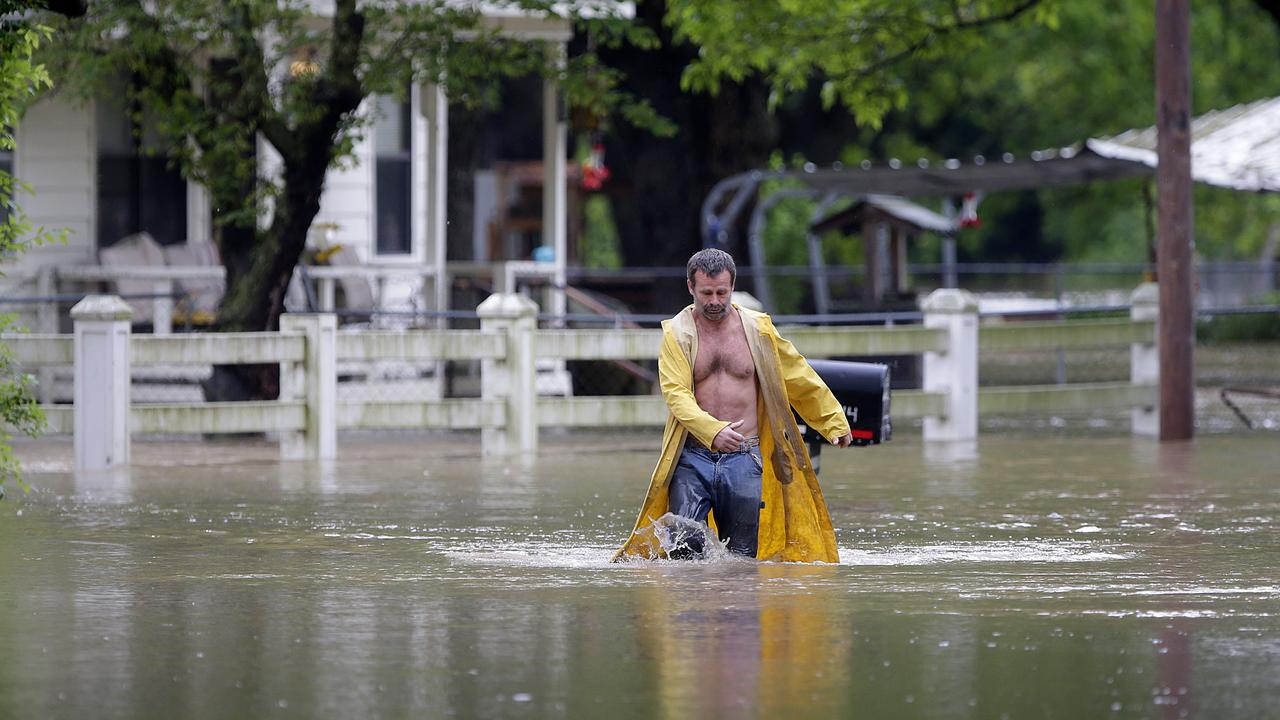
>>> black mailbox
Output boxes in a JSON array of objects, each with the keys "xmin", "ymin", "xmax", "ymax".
[{"xmin": 795, "ymin": 359, "xmax": 891, "ymax": 474}]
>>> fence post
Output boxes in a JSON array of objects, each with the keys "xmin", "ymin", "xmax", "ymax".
[
  {"xmin": 922, "ymin": 288, "xmax": 979, "ymax": 442},
  {"xmin": 477, "ymin": 293, "xmax": 538, "ymax": 456},
  {"xmin": 279, "ymin": 313, "xmax": 337, "ymax": 460},
  {"xmin": 1130, "ymin": 282, "xmax": 1160, "ymax": 436},
  {"xmin": 71, "ymin": 295, "xmax": 132, "ymax": 470}
]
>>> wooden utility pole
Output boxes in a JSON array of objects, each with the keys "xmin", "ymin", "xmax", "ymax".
[{"xmin": 1155, "ymin": 0, "xmax": 1195, "ymax": 441}]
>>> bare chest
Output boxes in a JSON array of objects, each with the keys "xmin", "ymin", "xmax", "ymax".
[{"xmin": 692, "ymin": 323, "xmax": 756, "ymax": 384}]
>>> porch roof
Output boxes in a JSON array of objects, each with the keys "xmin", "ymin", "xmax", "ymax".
[{"xmin": 297, "ymin": 1, "xmax": 635, "ymax": 40}]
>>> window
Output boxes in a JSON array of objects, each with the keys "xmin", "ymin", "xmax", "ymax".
[
  {"xmin": 96, "ymin": 77, "xmax": 187, "ymax": 248},
  {"xmin": 374, "ymin": 92, "xmax": 412, "ymax": 256}
]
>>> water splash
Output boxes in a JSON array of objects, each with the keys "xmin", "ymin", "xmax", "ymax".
[{"xmin": 624, "ymin": 512, "xmax": 730, "ymax": 561}]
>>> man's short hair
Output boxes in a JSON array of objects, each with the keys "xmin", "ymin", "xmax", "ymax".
[{"xmin": 686, "ymin": 248, "xmax": 737, "ymax": 285}]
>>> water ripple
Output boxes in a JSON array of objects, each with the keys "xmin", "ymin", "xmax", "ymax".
[{"xmin": 838, "ymin": 541, "xmax": 1129, "ymax": 566}]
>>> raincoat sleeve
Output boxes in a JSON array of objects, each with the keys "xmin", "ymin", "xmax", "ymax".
[
  {"xmin": 770, "ymin": 322, "xmax": 851, "ymax": 443},
  {"xmin": 658, "ymin": 327, "xmax": 730, "ymax": 448}
]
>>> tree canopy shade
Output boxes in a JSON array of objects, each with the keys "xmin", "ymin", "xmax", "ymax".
[
  {"xmin": 856, "ymin": 0, "xmax": 1280, "ymax": 264},
  {"xmin": 40, "ymin": 0, "xmax": 660, "ymax": 398},
  {"xmin": 694, "ymin": 0, "xmax": 1280, "ymax": 269},
  {"xmin": 665, "ymin": 0, "xmax": 1050, "ymax": 127},
  {"xmin": 585, "ymin": 0, "xmax": 1056, "ymax": 270}
]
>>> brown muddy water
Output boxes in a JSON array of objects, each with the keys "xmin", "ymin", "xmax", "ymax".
[{"xmin": 1, "ymin": 430, "xmax": 1278, "ymax": 719}]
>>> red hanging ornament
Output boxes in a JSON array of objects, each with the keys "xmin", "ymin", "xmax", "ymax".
[{"xmin": 581, "ymin": 141, "xmax": 611, "ymax": 191}]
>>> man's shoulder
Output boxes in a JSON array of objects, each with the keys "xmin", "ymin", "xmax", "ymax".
[
  {"xmin": 662, "ymin": 306, "xmax": 696, "ymax": 341},
  {"xmin": 663, "ymin": 305, "xmax": 694, "ymax": 324},
  {"xmin": 735, "ymin": 305, "xmax": 778, "ymax": 334}
]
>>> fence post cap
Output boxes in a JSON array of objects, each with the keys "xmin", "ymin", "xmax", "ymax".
[
  {"xmin": 1130, "ymin": 282, "xmax": 1159, "ymax": 305},
  {"xmin": 921, "ymin": 288, "xmax": 979, "ymax": 314},
  {"xmin": 477, "ymin": 292, "xmax": 539, "ymax": 318},
  {"xmin": 70, "ymin": 294, "xmax": 133, "ymax": 321}
]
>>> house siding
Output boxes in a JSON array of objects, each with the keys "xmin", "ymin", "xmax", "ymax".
[{"xmin": 12, "ymin": 95, "xmax": 96, "ymax": 270}]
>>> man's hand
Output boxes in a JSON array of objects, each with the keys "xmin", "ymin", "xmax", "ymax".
[
  {"xmin": 832, "ymin": 433, "xmax": 853, "ymax": 448},
  {"xmin": 711, "ymin": 419, "xmax": 747, "ymax": 452}
]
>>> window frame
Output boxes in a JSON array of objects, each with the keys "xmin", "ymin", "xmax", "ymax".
[
  {"xmin": 372, "ymin": 87, "xmax": 417, "ymax": 261},
  {"xmin": 94, "ymin": 77, "xmax": 189, "ymax": 250}
]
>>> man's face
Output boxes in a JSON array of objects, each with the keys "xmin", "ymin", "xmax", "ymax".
[{"xmin": 688, "ymin": 270, "xmax": 733, "ymax": 322}]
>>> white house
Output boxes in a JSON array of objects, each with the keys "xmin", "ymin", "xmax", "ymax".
[{"xmin": 3, "ymin": 2, "xmax": 630, "ymax": 330}]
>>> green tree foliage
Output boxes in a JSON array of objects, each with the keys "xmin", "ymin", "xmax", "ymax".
[
  {"xmin": 717, "ymin": 1, "xmax": 1280, "ymax": 275},
  {"xmin": 1, "ymin": 2, "xmax": 66, "ymax": 493},
  {"xmin": 806, "ymin": 0, "xmax": 1280, "ymax": 265},
  {"xmin": 40, "ymin": 0, "xmax": 662, "ymax": 397},
  {"xmin": 666, "ymin": 0, "xmax": 1052, "ymax": 127},
  {"xmin": 0, "ymin": 316, "xmax": 45, "ymax": 496},
  {"xmin": 583, "ymin": 2, "xmax": 1050, "ymax": 271}
]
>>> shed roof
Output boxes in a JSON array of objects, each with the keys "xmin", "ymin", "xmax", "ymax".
[
  {"xmin": 299, "ymin": 1, "xmax": 635, "ymax": 41},
  {"xmin": 810, "ymin": 194, "xmax": 956, "ymax": 236}
]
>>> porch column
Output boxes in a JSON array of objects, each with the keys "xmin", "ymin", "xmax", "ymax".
[
  {"xmin": 187, "ymin": 180, "xmax": 212, "ymax": 246},
  {"xmin": 36, "ymin": 265, "xmax": 56, "ymax": 403},
  {"xmin": 542, "ymin": 43, "xmax": 568, "ymax": 321},
  {"xmin": 152, "ymin": 279, "xmax": 173, "ymax": 335},
  {"xmin": 423, "ymin": 81, "xmax": 449, "ymax": 327}
]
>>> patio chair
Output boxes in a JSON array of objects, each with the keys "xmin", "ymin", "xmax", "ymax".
[
  {"xmin": 162, "ymin": 240, "xmax": 224, "ymax": 325},
  {"xmin": 97, "ymin": 231, "xmax": 166, "ymax": 325},
  {"xmin": 325, "ymin": 245, "xmax": 377, "ymax": 325}
]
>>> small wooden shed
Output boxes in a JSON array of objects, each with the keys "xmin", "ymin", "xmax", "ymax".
[{"xmin": 809, "ymin": 194, "xmax": 956, "ymax": 309}]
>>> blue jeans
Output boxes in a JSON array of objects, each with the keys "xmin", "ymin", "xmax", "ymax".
[{"xmin": 668, "ymin": 436, "xmax": 763, "ymax": 558}]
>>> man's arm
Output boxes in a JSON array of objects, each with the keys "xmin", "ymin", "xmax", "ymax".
[
  {"xmin": 658, "ymin": 329, "xmax": 731, "ymax": 448},
  {"xmin": 771, "ymin": 325, "xmax": 852, "ymax": 445}
]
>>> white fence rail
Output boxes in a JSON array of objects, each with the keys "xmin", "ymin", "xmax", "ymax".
[
  {"xmin": 13, "ymin": 261, "xmax": 565, "ymax": 338},
  {"xmin": 3, "ymin": 286, "xmax": 1160, "ymax": 470}
]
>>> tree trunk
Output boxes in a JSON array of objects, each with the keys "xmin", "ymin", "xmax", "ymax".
[
  {"xmin": 204, "ymin": 145, "xmax": 330, "ymax": 402},
  {"xmin": 203, "ymin": 0, "xmax": 362, "ymax": 403},
  {"xmin": 594, "ymin": 1, "xmax": 776, "ymax": 273}
]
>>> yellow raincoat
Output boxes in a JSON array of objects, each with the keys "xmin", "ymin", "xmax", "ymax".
[{"xmin": 613, "ymin": 304, "xmax": 850, "ymax": 563}]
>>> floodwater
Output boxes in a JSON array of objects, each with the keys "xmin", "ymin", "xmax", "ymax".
[{"xmin": 2, "ymin": 431, "xmax": 1278, "ymax": 719}]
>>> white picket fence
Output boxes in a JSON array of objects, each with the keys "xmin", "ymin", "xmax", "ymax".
[{"xmin": 3, "ymin": 286, "xmax": 1160, "ymax": 470}]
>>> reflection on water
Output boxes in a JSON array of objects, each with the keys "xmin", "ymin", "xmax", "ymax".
[
  {"xmin": 636, "ymin": 562, "xmax": 848, "ymax": 719},
  {"xmin": 1, "ymin": 432, "xmax": 1279, "ymax": 718}
]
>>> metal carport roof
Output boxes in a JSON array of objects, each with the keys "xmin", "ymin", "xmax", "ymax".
[{"xmin": 704, "ymin": 94, "xmax": 1280, "ymax": 241}]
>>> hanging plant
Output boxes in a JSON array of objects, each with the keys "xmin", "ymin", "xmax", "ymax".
[{"xmin": 581, "ymin": 134, "xmax": 610, "ymax": 191}]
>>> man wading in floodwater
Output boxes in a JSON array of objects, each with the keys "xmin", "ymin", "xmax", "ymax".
[{"xmin": 613, "ymin": 249, "xmax": 853, "ymax": 563}]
